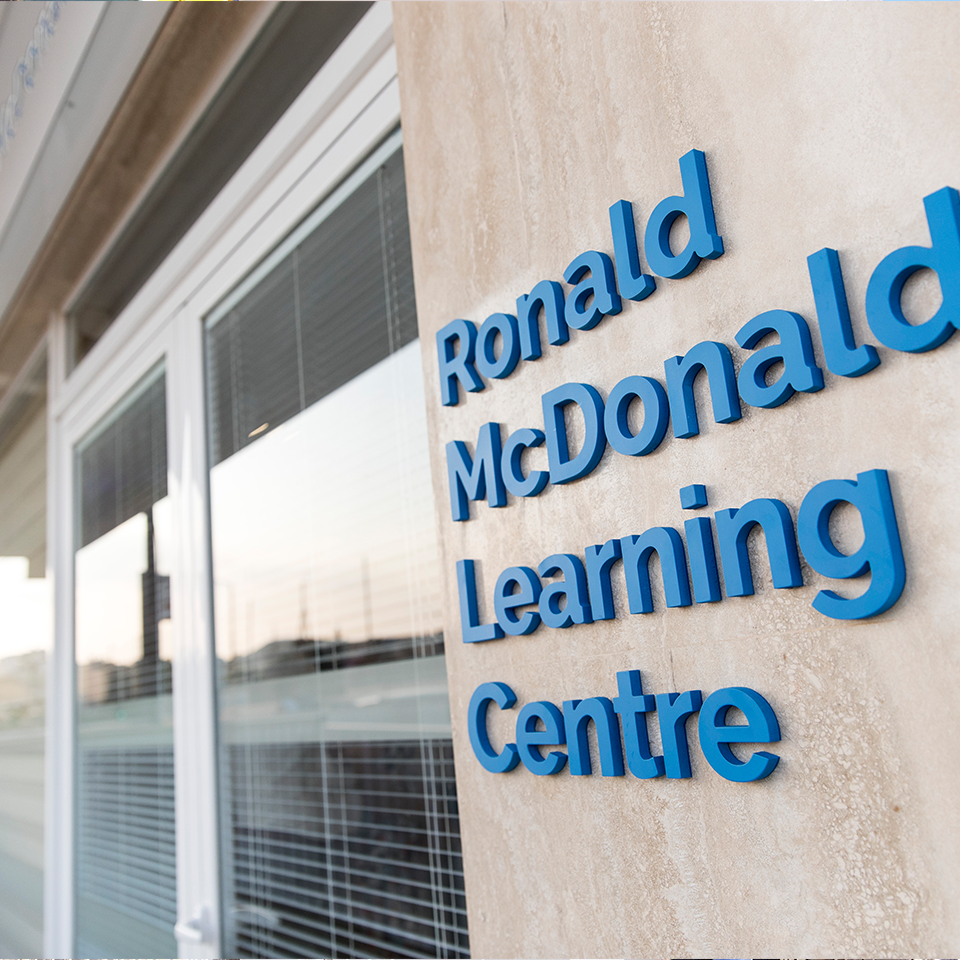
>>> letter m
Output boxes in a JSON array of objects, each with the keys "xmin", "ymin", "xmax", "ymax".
[{"xmin": 446, "ymin": 422, "xmax": 507, "ymax": 521}]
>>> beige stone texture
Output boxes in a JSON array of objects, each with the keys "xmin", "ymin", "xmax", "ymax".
[{"xmin": 394, "ymin": 3, "xmax": 960, "ymax": 957}]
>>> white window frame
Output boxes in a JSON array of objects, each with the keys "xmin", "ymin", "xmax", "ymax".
[{"xmin": 44, "ymin": 6, "xmax": 400, "ymax": 956}]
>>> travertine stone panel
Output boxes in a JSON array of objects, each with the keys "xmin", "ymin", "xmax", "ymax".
[{"xmin": 394, "ymin": 3, "xmax": 960, "ymax": 956}]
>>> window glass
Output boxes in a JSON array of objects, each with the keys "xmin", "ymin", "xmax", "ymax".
[
  {"xmin": 74, "ymin": 368, "xmax": 176, "ymax": 960},
  {"xmin": 207, "ymin": 133, "xmax": 470, "ymax": 960},
  {"xmin": 0, "ymin": 353, "xmax": 50, "ymax": 959}
]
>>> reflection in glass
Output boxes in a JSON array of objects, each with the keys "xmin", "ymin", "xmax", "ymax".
[
  {"xmin": 76, "ymin": 503, "xmax": 173, "ymax": 704},
  {"xmin": 211, "ymin": 343, "xmax": 443, "ymax": 664},
  {"xmin": 208, "ymin": 135, "xmax": 469, "ymax": 959},
  {"xmin": 0, "ymin": 371, "xmax": 50, "ymax": 958},
  {"xmin": 74, "ymin": 370, "xmax": 176, "ymax": 960}
]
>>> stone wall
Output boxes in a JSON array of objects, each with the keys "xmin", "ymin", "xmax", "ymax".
[{"xmin": 394, "ymin": 3, "xmax": 960, "ymax": 955}]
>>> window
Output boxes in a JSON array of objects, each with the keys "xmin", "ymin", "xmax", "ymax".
[
  {"xmin": 205, "ymin": 132, "xmax": 469, "ymax": 959},
  {"xmin": 42, "ymin": 10, "xmax": 446, "ymax": 957},
  {"xmin": 73, "ymin": 368, "xmax": 176, "ymax": 959}
]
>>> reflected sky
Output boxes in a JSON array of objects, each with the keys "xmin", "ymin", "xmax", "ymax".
[
  {"xmin": 74, "ymin": 497, "xmax": 173, "ymax": 668},
  {"xmin": 0, "ymin": 556, "xmax": 50, "ymax": 725},
  {"xmin": 210, "ymin": 340, "xmax": 443, "ymax": 662},
  {"xmin": 0, "ymin": 556, "xmax": 51, "ymax": 660}
]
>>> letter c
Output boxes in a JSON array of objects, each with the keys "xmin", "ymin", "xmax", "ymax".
[
  {"xmin": 501, "ymin": 428, "xmax": 549, "ymax": 497},
  {"xmin": 468, "ymin": 682, "xmax": 520, "ymax": 773}
]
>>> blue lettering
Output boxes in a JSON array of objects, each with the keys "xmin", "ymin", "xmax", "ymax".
[
  {"xmin": 493, "ymin": 565, "xmax": 542, "ymax": 636},
  {"xmin": 563, "ymin": 250, "xmax": 622, "ymax": 330},
  {"xmin": 808, "ymin": 247, "xmax": 880, "ymax": 377},
  {"xmin": 516, "ymin": 701, "xmax": 567, "ymax": 775},
  {"xmin": 475, "ymin": 312, "xmax": 521, "ymax": 380},
  {"xmin": 656, "ymin": 689, "xmax": 703, "ymax": 779},
  {"xmin": 663, "ymin": 340, "xmax": 741, "ymax": 439},
  {"xmin": 467, "ymin": 682, "xmax": 519, "ymax": 773},
  {"xmin": 541, "ymin": 382, "xmax": 606, "ymax": 484},
  {"xmin": 457, "ymin": 560, "xmax": 504, "ymax": 644},
  {"xmin": 446, "ymin": 422, "xmax": 507, "ymax": 521},
  {"xmin": 644, "ymin": 149, "xmax": 724, "ymax": 280},
  {"xmin": 609, "ymin": 199, "xmax": 657, "ymax": 302},
  {"xmin": 436, "ymin": 318, "xmax": 483, "ymax": 406},
  {"xmin": 584, "ymin": 538, "xmax": 622, "ymax": 621},
  {"xmin": 603, "ymin": 375, "xmax": 669, "ymax": 457},
  {"xmin": 612, "ymin": 671, "xmax": 664, "ymax": 779},
  {"xmin": 699, "ymin": 687, "xmax": 781, "ymax": 782},
  {"xmin": 516, "ymin": 280, "xmax": 569, "ymax": 360},
  {"xmin": 796, "ymin": 468, "xmax": 906, "ymax": 620},
  {"xmin": 563, "ymin": 697, "xmax": 624, "ymax": 776},
  {"xmin": 735, "ymin": 309, "xmax": 824, "ymax": 409},
  {"xmin": 470, "ymin": 677, "xmax": 783, "ymax": 783},
  {"xmin": 865, "ymin": 186, "xmax": 960, "ymax": 353},
  {"xmin": 620, "ymin": 527, "xmax": 692, "ymax": 613},
  {"xmin": 714, "ymin": 498, "xmax": 803, "ymax": 597},
  {"xmin": 500, "ymin": 427, "xmax": 549, "ymax": 498},
  {"xmin": 537, "ymin": 553, "xmax": 593, "ymax": 629}
]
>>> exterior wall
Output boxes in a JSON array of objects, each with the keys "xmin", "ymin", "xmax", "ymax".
[
  {"xmin": 0, "ymin": 400, "xmax": 46, "ymax": 578},
  {"xmin": 0, "ymin": 2, "xmax": 269, "ymax": 408},
  {"xmin": 394, "ymin": 3, "xmax": 960, "ymax": 957},
  {"xmin": 0, "ymin": 2, "xmax": 172, "ymax": 396}
]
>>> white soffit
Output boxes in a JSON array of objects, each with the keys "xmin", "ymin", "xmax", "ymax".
[{"xmin": 0, "ymin": 2, "xmax": 169, "ymax": 325}]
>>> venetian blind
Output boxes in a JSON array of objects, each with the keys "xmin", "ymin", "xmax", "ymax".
[
  {"xmin": 77, "ymin": 373, "xmax": 167, "ymax": 550},
  {"xmin": 227, "ymin": 740, "xmax": 468, "ymax": 960},
  {"xmin": 75, "ymin": 748, "xmax": 177, "ymax": 960},
  {"xmin": 206, "ymin": 132, "xmax": 419, "ymax": 466}
]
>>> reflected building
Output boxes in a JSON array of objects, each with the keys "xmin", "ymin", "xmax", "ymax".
[
  {"xmin": 0, "ymin": 649, "xmax": 45, "ymax": 727},
  {"xmin": 221, "ymin": 634, "xmax": 445, "ymax": 685}
]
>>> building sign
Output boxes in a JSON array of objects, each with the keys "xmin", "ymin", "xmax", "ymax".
[{"xmin": 437, "ymin": 151, "xmax": 958, "ymax": 783}]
